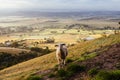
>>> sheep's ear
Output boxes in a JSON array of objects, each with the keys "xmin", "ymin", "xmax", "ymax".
[
  {"xmin": 55, "ymin": 45, "xmax": 58, "ymax": 47},
  {"xmin": 66, "ymin": 44, "xmax": 69, "ymax": 47}
]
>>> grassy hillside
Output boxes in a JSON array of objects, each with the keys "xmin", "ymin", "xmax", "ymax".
[
  {"xmin": 0, "ymin": 34, "xmax": 120, "ymax": 80},
  {"xmin": 0, "ymin": 47, "xmax": 52, "ymax": 70}
]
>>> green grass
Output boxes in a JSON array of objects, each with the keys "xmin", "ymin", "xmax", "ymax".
[
  {"xmin": 78, "ymin": 52, "xmax": 98, "ymax": 61},
  {"xmin": 48, "ymin": 63, "xmax": 85, "ymax": 80},
  {"xmin": 66, "ymin": 58, "xmax": 74, "ymax": 63},
  {"xmin": 48, "ymin": 73, "xmax": 55, "ymax": 78},
  {"xmin": 92, "ymin": 70, "xmax": 120, "ymax": 80},
  {"xmin": 53, "ymin": 63, "xmax": 85, "ymax": 80},
  {"xmin": 88, "ymin": 68, "xmax": 99, "ymax": 77},
  {"xmin": 26, "ymin": 75, "xmax": 42, "ymax": 80},
  {"xmin": 66, "ymin": 63, "xmax": 85, "ymax": 73}
]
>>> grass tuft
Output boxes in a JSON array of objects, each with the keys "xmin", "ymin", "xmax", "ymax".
[
  {"xmin": 66, "ymin": 58, "xmax": 74, "ymax": 63},
  {"xmin": 48, "ymin": 73, "xmax": 55, "ymax": 78},
  {"xmin": 26, "ymin": 75, "xmax": 42, "ymax": 80},
  {"xmin": 88, "ymin": 68, "xmax": 99, "ymax": 77},
  {"xmin": 67, "ymin": 63, "xmax": 85, "ymax": 73},
  {"xmin": 92, "ymin": 70, "xmax": 120, "ymax": 80}
]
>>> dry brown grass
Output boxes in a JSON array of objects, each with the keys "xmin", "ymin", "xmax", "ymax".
[
  {"xmin": 0, "ymin": 36, "xmax": 18, "ymax": 43},
  {"xmin": 0, "ymin": 47, "xmax": 30, "ymax": 54}
]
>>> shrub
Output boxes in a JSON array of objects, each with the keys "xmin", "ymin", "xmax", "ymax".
[
  {"xmin": 92, "ymin": 70, "xmax": 120, "ymax": 80},
  {"xmin": 30, "ymin": 47, "xmax": 42, "ymax": 52},
  {"xmin": 30, "ymin": 47, "xmax": 51, "ymax": 54},
  {"xmin": 67, "ymin": 63, "xmax": 85, "ymax": 73},
  {"xmin": 11, "ymin": 42, "xmax": 20, "ymax": 48},
  {"xmin": 66, "ymin": 58, "xmax": 73, "ymax": 63},
  {"xmin": 57, "ymin": 69, "xmax": 68, "ymax": 77},
  {"xmin": 26, "ymin": 75, "xmax": 42, "ymax": 80},
  {"xmin": 53, "ymin": 64, "xmax": 83, "ymax": 80},
  {"xmin": 48, "ymin": 73, "xmax": 55, "ymax": 78},
  {"xmin": 53, "ymin": 64, "xmax": 59, "ymax": 71},
  {"xmin": 56, "ymin": 63, "xmax": 86, "ymax": 79},
  {"xmin": 56, "ymin": 69, "xmax": 73, "ymax": 80},
  {"xmin": 88, "ymin": 68, "xmax": 99, "ymax": 77}
]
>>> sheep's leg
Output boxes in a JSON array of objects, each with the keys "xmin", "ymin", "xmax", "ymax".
[
  {"xmin": 61, "ymin": 59, "xmax": 65, "ymax": 68},
  {"xmin": 57, "ymin": 60, "xmax": 66, "ymax": 69},
  {"xmin": 63, "ymin": 59, "xmax": 66, "ymax": 66},
  {"xmin": 58, "ymin": 59, "xmax": 62, "ymax": 70}
]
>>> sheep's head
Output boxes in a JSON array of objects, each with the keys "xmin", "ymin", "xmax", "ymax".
[{"xmin": 55, "ymin": 43, "xmax": 66, "ymax": 48}]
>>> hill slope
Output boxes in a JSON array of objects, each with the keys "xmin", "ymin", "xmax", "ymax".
[
  {"xmin": 69, "ymin": 43, "xmax": 120, "ymax": 80},
  {"xmin": 0, "ymin": 34, "xmax": 120, "ymax": 80},
  {"xmin": 81, "ymin": 43, "xmax": 120, "ymax": 70}
]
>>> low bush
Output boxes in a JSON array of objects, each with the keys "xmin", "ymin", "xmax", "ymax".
[
  {"xmin": 30, "ymin": 47, "xmax": 52, "ymax": 54},
  {"xmin": 56, "ymin": 69, "xmax": 73, "ymax": 80},
  {"xmin": 0, "ymin": 52, "xmax": 39, "ymax": 70},
  {"xmin": 57, "ymin": 69, "xmax": 68, "ymax": 77},
  {"xmin": 66, "ymin": 58, "xmax": 74, "ymax": 63},
  {"xmin": 92, "ymin": 70, "xmax": 120, "ymax": 80},
  {"xmin": 26, "ymin": 75, "xmax": 42, "ymax": 80},
  {"xmin": 48, "ymin": 73, "xmax": 55, "ymax": 78},
  {"xmin": 67, "ymin": 63, "xmax": 85, "ymax": 73},
  {"xmin": 55, "ymin": 63, "xmax": 85, "ymax": 80},
  {"xmin": 88, "ymin": 68, "xmax": 99, "ymax": 77}
]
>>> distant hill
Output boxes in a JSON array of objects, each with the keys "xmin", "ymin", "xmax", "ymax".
[{"xmin": 0, "ymin": 11, "xmax": 120, "ymax": 19}]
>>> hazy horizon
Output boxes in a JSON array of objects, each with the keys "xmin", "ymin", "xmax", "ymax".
[
  {"xmin": 0, "ymin": 0, "xmax": 120, "ymax": 17},
  {"xmin": 0, "ymin": 0, "xmax": 120, "ymax": 12}
]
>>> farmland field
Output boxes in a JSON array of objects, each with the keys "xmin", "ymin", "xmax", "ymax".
[
  {"xmin": 0, "ymin": 16, "xmax": 117, "ymax": 49},
  {"xmin": 0, "ymin": 29, "xmax": 114, "ymax": 49}
]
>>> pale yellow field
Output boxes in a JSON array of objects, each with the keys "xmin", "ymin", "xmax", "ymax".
[
  {"xmin": 0, "ymin": 36, "xmax": 18, "ymax": 43},
  {"xmin": 0, "ymin": 47, "xmax": 30, "ymax": 54},
  {"xmin": 0, "ymin": 29, "xmax": 114, "ymax": 50}
]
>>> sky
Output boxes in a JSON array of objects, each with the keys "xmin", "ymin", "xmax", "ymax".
[{"xmin": 0, "ymin": 0, "xmax": 120, "ymax": 12}]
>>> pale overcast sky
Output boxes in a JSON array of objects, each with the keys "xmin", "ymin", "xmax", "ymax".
[{"xmin": 0, "ymin": 0, "xmax": 120, "ymax": 11}]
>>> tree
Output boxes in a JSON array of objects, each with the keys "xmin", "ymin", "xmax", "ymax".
[{"xmin": 11, "ymin": 42, "xmax": 19, "ymax": 48}]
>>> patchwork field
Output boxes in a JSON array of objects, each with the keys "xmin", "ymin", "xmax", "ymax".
[{"xmin": 0, "ymin": 29, "xmax": 114, "ymax": 49}]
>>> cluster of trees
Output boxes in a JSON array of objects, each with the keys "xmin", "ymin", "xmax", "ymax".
[
  {"xmin": 30, "ymin": 47, "xmax": 52, "ymax": 54},
  {"xmin": 0, "ymin": 52, "xmax": 37, "ymax": 70}
]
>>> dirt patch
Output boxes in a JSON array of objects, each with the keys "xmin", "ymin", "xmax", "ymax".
[{"xmin": 81, "ymin": 43, "xmax": 120, "ymax": 70}]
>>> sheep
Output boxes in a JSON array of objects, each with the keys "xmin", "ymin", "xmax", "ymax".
[{"xmin": 55, "ymin": 43, "xmax": 68, "ymax": 69}]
